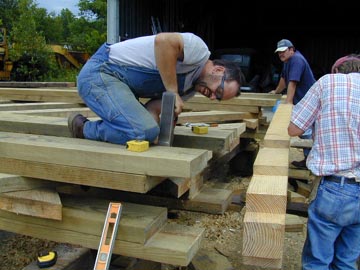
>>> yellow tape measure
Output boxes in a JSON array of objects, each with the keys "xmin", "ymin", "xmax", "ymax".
[
  {"xmin": 37, "ymin": 251, "xmax": 57, "ymax": 268},
  {"xmin": 126, "ymin": 140, "xmax": 149, "ymax": 152},
  {"xmin": 192, "ymin": 126, "xmax": 208, "ymax": 134}
]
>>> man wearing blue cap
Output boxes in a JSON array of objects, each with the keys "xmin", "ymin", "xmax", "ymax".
[{"xmin": 270, "ymin": 39, "xmax": 316, "ymax": 169}]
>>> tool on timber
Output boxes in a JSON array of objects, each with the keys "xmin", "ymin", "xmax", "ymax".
[
  {"xmin": 158, "ymin": 91, "xmax": 177, "ymax": 146},
  {"xmin": 191, "ymin": 125, "xmax": 209, "ymax": 134},
  {"xmin": 94, "ymin": 202, "xmax": 122, "ymax": 270},
  {"xmin": 126, "ymin": 140, "xmax": 149, "ymax": 152},
  {"xmin": 37, "ymin": 250, "xmax": 57, "ymax": 268},
  {"xmin": 185, "ymin": 122, "xmax": 210, "ymax": 134}
]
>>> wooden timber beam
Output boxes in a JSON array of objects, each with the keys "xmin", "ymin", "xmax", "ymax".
[
  {"xmin": 0, "ymin": 131, "xmax": 211, "ymax": 179},
  {"xmin": 242, "ymin": 103, "xmax": 293, "ymax": 269}
]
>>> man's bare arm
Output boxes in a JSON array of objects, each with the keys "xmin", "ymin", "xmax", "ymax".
[
  {"xmin": 288, "ymin": 122, "xmax": 304, "ymax": 136},
  {"xmin": 154, "ymin": 32, "xmax": 184, "ymax": 115}
]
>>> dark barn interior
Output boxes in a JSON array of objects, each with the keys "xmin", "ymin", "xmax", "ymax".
[{"xmin": 118, "ymin": 0, "xmax": 359, "ymax": 90}]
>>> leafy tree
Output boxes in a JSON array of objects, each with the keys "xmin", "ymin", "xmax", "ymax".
[
  {"xmin": 35, "ymin": 8, "xmax": 65, "ymax": 44},
  {"xmin": 0, "ymin": 0, "xmax": 20, "ymax": 32},
  {"xmin": 78, "ymin": 0, "xmax": 107, "ymax": 20},
  {"xmin": 59, "ymin": 9, "xmax": 76, "ymax": 44},
  {"xmin": 9, "ymin": 0, "xmax": 58, "ymax": 81},
  {"xmin": 68, "ymin": 0, "xmax": 107, "ymax": 54},
  {"xmin": 2, "ymin": 0, "xmax": 109, "ymax": 81},
  {"xmin": 67, "ymin": 16, "xmax": 106, "ymax": 53}
]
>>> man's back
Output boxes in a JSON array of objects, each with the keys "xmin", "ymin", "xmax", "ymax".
[{"xmin": 292, "ymin": 72, "xmax": 360, "ymax": 176}]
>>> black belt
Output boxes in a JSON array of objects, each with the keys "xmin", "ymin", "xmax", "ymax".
[{"xmin": 324, "ymin": 175, "xmax": 359, "ymax": 184}]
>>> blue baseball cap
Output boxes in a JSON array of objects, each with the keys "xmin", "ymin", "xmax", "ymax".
[{"xmin": 274, "ymin": 39, "xmax": 294, "ymax": 53}]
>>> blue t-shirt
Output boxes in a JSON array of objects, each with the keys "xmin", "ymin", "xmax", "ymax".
[{"xmin": 282, "ymin": 51, "xmax": 316, "ymax": 105}]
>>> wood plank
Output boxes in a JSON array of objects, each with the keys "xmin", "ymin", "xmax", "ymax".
[
  {"xmin": 0, "ymin": 102, "xmax": 84, "ymax": 111},
  {"xmin": 173, "ymin": 126, "xmax": 238, "ymax": 157},
  {"xmin": 143, "ymin": 92, "xmax": 279, "ymax": 108},
  {"xmin": 0, "ymin": 157, "xmax": 165, "ymax": 193},
  {"xmin": 242, "ymin": 118, "xmax": 258, "ymax": 129},
  {"xmin": 263, "ymin": 103, "xmax": 293, "ymax": 148},
  {"xmin": 0, "ymin": 113, "xmax": 73, "ymax": 137},
  {"xmin": 212, "ymin": 122, "xmax": 246, "ymax": 137},
  {"xmin": 186, "ymin": 93, "xmax": 278, "ymax": 107},
  {"xmin": 253, "ymin": 147, "xmax": 289, "ymax": 176},
  {"xmin": 7, "ymin": 107, "xmax": 94, "ymax": 117},
  {"xmin": 156, "ymin": 177, "xmax": 191, "ymax": 198},
  {"xmin": 242, "ymin": 212, "xmax": 285, "ymax": 267},
  {"xmin": 0, "ymin": 188, "xmax": 62, "ymax": 220},
  {"xmin": 188, "ymin": 173, "xmax": 204, "ymax": 199},
  {"xmin": 242, "ymin": 102, "xmax": 291, "ymax": 269},
  {"xmin": 0, "ymin": 88, "xmax": 82, "ymax": 103},
  {"xmin": 240, "ymin": 92, "xmax": 282, "ymax": 100},
  {"xmin": 189, "ymin": 186, "xmax": 232, "ymax": 214},
  {"xmin": 295, "ymin": 180, "xmax": 311, "ymax": 197},
  {"xmin": 0, "ymin": 132, "xmax": 210, "ymax": 178},
  {"xmin": 288, "ymin": 168, "xmax": 314, "ymax": 181},
  {"xmin": 184, "ymin": 102, "xmax": 260, "ymax": 113},
  {"xmin": 0, "ymin": 195, "xmax": 168, "ymax": 245},
  {"xmin": 285, "ymin": 214, "xmax": 304, "ymax": 232},
  {"xmin": 0, "ymin": 82, "xmax": 76, "ymax": 88},
  {"xmin": 177, "ymin": 111, "xmax": 256, "ymax": 124},
  {"xmin": 246, "ymin": 175, "xmax": 287, "ymax": 214},
  {"xmin": 0, "ymin": 173, "xmax": 58, "ymax": 193},
  {"xmin": 287, "ymin": 190, "xmax": 306, "ymax": 203},
  {"xmin": 56, "ymin": 185, "xmax": 231, "ymax": 215},
  {"xmin": 290, "ymin": 137, "xmax": 313, "ymax": 148},
  {"xmin": 0, "ymin": 113, "xmax": 236, "ymax": 158}
]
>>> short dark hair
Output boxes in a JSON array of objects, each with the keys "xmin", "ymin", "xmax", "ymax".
[{"xmin": 212, "ymin": 59, "xmax": 245, "ymax": 96}]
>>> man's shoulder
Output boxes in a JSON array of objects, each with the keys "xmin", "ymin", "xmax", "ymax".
[{"xmin": 292, "ymin": 51, "xmax": 307, "ymax": 62}]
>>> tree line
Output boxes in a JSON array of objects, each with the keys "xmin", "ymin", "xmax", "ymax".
[{"xmin": 0, "ymin": 0, "xmax": 107, "ymax": 81}]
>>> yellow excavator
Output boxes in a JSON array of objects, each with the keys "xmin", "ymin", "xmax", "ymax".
[
  {"xmin": 0, "ymin": 28, "xmax": 13, "ymax": 80},
  {"xmin": 50, "ymin": 44, "xmax": 89, "ymax": 69},
  {"xmin": 0, "ymin": 27, "xmax": 89, "ymax": 80}
]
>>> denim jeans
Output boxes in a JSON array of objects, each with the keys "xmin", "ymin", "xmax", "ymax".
[
  {"xmin": 302, "ymin": 178, "xmax": 360, "ymax": 270},
  {"xmin": 300, "ymin": 128, "xmax": 312, "ymax": 158},
  {"xmin": 77, "ymin": 43, "xmax": 185, "ymax": 145}
]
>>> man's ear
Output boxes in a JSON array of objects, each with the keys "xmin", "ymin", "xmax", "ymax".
[{"xmin": 212, "ymin": 65, "xmax": 225, "ymax": 75}]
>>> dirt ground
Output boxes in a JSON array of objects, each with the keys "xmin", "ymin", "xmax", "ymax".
[{"xmin": 0, "ymin": 173, "xmax": 307, "ymax": 270}]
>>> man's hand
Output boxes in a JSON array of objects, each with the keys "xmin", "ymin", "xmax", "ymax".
[
  {"xmin": 174, "ymin": 93, "xmax": 184, "ymax": 116},
  {"xmin": 269, "ymin": 90, "xmax": 277, "ymax": 94}
]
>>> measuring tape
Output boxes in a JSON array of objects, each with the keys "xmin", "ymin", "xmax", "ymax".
[
  {"xmin": 37, "ymin": 251, "xmax": 57, "ymax": 268},
  {"xmin": 191, "ymin": 126, "xmax": 208, "ymax": 134},
  {"xmin": 185, "ymin": 122, "xmax": 210, "ymax": 134},
  {"xmin": 126, "ymin": 140, "xmax": 149, "ymax": 152}
]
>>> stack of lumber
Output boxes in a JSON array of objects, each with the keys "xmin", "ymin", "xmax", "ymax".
[
  {"xmin": 242, "ymin": 103, "xmax": 293, "ymax": 269},
  {"xmin": 0, "ymin": 85, "xmax": 281, "ymax": 267},
  {"xmin": 289, "ymin": 137, "xmax": 316, "ymax": 198}
]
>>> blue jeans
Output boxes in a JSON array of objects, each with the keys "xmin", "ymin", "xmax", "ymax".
[
  {"xmin": 300, "ymin": 128, "xmax": 312, "ymax": 158},
  {"xmin": 302, "ymin": 178, "xmax": 360, "ymax": 270},
  {"xmin": 77, "ymin": 43, "xmax": 186, "ymax": 145}
]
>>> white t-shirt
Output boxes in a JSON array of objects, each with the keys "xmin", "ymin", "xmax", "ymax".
[{"xmin": 108, "ymin": 33, "xmax": 210, "ymax": 94}]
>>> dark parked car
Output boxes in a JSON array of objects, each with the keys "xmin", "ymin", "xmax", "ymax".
[{"xmin": 212, "ymin": 48, "xmax": 280, "ymax": 93}]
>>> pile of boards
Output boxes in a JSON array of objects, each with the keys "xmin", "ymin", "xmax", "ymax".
[{"xmin": 0, "ymin": 82, "xmax": 280, "ymax": 268}]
